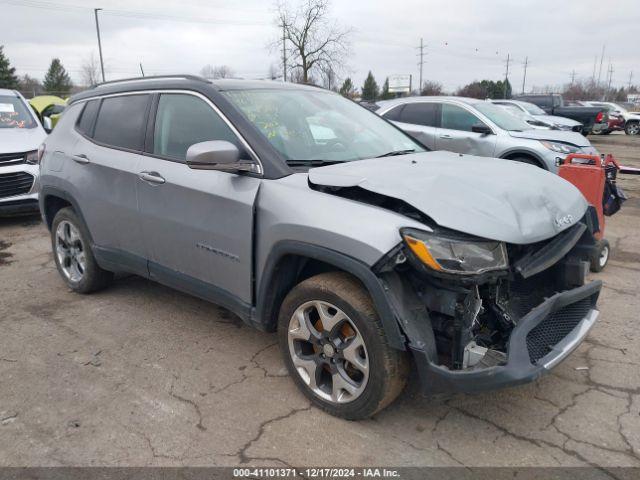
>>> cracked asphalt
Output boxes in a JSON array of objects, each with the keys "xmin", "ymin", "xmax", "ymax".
[{"xmin": 0, "ymin": 134, "xmax": 639, "ymax": 468}]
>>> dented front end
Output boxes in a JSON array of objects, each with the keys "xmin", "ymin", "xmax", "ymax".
[{"xmin": 374, "ymin": 215, "xmax": 602, "ymax": 394}]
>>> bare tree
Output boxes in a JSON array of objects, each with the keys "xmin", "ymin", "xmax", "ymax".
[
  {"xmin": 268, "ymin": 63, "xmax": 280, "ymax": 80},
  {"xmin": 80, "ymin": 53, "xmax": 101, "ymax": 87},
  {"xmin": 421, "ymin": 80, "xmax": 444, "ymax": 96},
  {"xmin": 275, "ymin": 0, "xmax": 350, "ymax": 84},
  {"xmin": 319, "ymin": 63, "xmax": 337, "ymax": 91},
  {"xmin": 200, "ymin": 64, "xmax": 235, "ymax": 79}
]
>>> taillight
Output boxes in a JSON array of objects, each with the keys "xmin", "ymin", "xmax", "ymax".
[{"xmin": 595, "ymin": 112, "xmax": 603, "ymax": 123}]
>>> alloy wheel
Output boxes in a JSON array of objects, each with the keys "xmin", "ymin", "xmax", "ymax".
[
  {"xmin": 287, "ymin": 300, "xmax": 369, "ymax": 404},
  {"xmin": 55, "ymin": 220, "xmax": 86, "ymax": 283}
]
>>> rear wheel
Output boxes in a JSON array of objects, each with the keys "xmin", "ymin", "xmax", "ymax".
[
  {"xmin": 625, "ymin": 121, "xmax": 640, "ymax": 135},
  {"xmin": 590, "ymin": 239, "xmax": 610, "ymax": 273},
  {"xmin": 278, "ymin": 272, "xmax": 409, "ymax": 420},
  {"xmin": 51, "ymin": 207, "xmax": 113, "ymax": 293}
]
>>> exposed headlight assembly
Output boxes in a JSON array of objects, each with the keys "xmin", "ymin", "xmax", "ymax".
[
  {"xmin": 24, "ymin": 150, "xmax": 39, "ymax": 165},
  {"xmin": 401, "ymin": 228, "xmax": 508, "ymax": 275},
  {"xmin": 539, "ymin": 140, "xmax": 580, "ymax": 154}
]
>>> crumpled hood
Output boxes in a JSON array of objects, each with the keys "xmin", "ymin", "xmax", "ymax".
[
  {"xmin": 508, "ymin": 128, "xmax": 591, "ymax": 147},
  {"xmin": 308, "ymin": 151, "xmax": 588, "ymax": 244},
  {"xmin": 0, "ymin": 127, "xmax": 47, "ymax": 154}
]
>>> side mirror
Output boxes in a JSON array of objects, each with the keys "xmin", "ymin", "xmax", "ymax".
[
  {"xmin": 471, "ymin": 123, "xmax": 492, "ymax": 135},
  {"xmin": 186, "ymin": 141, "xmax": 259, "ymax": 173},
  {"xmin": 43, "ymin": 117, "xmax": 53, "ymax": 134}
]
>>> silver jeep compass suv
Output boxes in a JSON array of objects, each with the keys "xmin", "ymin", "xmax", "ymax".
[{"xmin": 39, "ymin": 76, "xmax": 602, "ymax": 419}]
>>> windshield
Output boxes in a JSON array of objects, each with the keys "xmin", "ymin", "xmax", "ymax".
[
  {"xmin": 474, "ymin": 102, "xmax": 532, "ymax": 131},
  {"xmin": 498, "ymin": 104, "xmax": 527, "ymax": 118},
  {"xmin": 0, "ymin": 95, "xmax": 37, "ymax": 129},
  {"xmin": 224, "ymin": 88, "xmax": 423, "ymax": 163},
  {"xmin": 519, "ymin": 102, "xmax": 546, "ymax": 115}
]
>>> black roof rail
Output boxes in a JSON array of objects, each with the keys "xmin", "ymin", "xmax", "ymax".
[{"xmin": 93, "ymin": 74, "xmax": 209, "ymax": 89}]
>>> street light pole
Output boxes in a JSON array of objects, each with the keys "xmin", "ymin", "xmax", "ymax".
[{"xmin": 94, "ymin": 8, "xmax": 106, "ymax": 83}]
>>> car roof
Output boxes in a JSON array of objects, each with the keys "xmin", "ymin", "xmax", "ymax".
[
  {"xmin": 0, "ymin": 88, "xmax": 19, "ymax": 96},
  {"xmin": 69, "ymin": 75, "xmax": 324, "ymax": 104},
  {"xmin": 377, "ymin": 96, "xmax": 484, "ymax": 109}
]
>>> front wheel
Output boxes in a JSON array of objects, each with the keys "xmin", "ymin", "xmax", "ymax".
[
  {"xmin": 590, "ymin": 239, "xmax": 610, "ymax": 273},
  {"xmin": 278, "ymin": 272, "xmax": 409, "ymax": 420},
  {"xmin": 626, "ymin": 122, "xmax": 640, "ymax": 135}
]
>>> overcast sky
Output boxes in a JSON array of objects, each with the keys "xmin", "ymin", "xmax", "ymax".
[{"xmin": 2, "ymin": 0, "xmax": 638, "ymax": 92}]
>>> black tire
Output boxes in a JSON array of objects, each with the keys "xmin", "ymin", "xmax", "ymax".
[
  {"xmin": 625, "ymin": 121, "xmax": 640, "ymax": 135},
  {"xmin": 278, "ymin": 272, "xmax": 409, "ymax": 420},
  {"xmin": 51, "ymin": 207, "xmax": 113, "ymax": 293},
  {"xmin": 601, "ymin": 130, "xmax": 611, "ymax": 135},
  {"xmin": 590, "ymin": 239, "xmax": 610, "ymax": 273},
  {"xmin": 511, "ymin": 156, "xmax": 543, "ymax": 168}
]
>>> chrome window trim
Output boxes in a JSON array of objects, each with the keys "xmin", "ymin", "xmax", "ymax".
[{"xmin": 72, "ymin": 89, "xmax": 264, "ymax": 175}]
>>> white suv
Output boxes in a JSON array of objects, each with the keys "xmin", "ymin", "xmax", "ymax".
[{"xmin": 0, "ymin": 89, "xmax": 48, "ymax": 215}]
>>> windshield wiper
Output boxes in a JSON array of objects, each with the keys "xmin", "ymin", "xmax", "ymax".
[
  {"xmin": 376, "ymin": 149, "xmax": 416, "ymax": 158},
  {"xmin": 286, "ymin": 159, "xmax": 345, "ymax": 167}
]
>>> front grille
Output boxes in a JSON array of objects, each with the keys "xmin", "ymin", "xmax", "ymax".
[
  {"xmin": 0, "ymin": 152, "xmax": 26, "ymax": 166},
  {"xmin": 0, "ymin": 171, "xmax": 34, "ymax": 199},
  {"xmin": 526, "ymin": 298, "xmax": 592, "ymax": 364}
]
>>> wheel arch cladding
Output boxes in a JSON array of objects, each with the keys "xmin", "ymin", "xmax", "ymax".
[
  {"xmin": 42, "ymin": 194, "xmax": 72, "ymax": 230},
  {"xmin": 253, "ymin": 241, "xmax": 407, "ymax": 350},
  {"xmin": 502, "ymin": 151, "xmax": 546, "ymax": 169}
]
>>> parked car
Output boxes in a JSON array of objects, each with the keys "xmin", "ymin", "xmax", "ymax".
[
  {"xmin": 491, "ymin": 102, "xmax": 553, "ymax": 130},
  {"xmin": 0, "ymin": 89, "xmax": 48, "ymax": 215},
  {"xmin": 514, "ymin": 94, "xmax": 608, "ymax": 135},
  {"xmin": 585, "ymin": 101, "xmax": 640, "ymax": 135},
  {"xmin": 39, "ymin": 76, "xmax": 602, "ymax": 419},
  {"xmin": 29, "ymin": 95, "xmax": 67, "ymax": 130},
  {"xmin": 490, "ymin": 99, "xmax": 583, "ymax": 132},
  {"xmin": 376, "ymin": 96, "xmax": 599, "ymax": 172}
]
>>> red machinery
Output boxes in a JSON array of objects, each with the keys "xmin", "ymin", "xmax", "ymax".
[{"xmin": 558, "ymin": 153, "xmax": 627, "ymax": 272}]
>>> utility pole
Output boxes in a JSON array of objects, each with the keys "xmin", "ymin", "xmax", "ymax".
[
  {"xmin": 503, "ymin": 53, "xmax": 511, "ymax": 99},
  {"xmin": 281, "ymin": 22, "xmax": 287, "ymax": 82},
  {"xmin": 417, "ymin": 38, "xmax": 425, "ymax": 93},
  {"xmin": 570, "ymin": 70, "xmax": 576, "ymax": 86},
  {"xmin": 629, "ymin": 71, "xmax": 634, "ymax": 90},
  {"xmin": 606, "ymin": 63, "xmax": 614, "ymax": 100},
  {"xmin": 597, "ymin": 44, "xmax": 605, "ymax": 86},
  {"xmin": 94, "ymin": 8, "xmax": 106, "ymax": 83},
  {"xmin": 521, "ymin": 56, "xmax": 528, "ymax": 94}
]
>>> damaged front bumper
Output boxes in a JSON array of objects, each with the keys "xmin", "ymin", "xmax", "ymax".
[{"xmin": 411, "ymin": 280, "xmax": 601, "ymax": 394}]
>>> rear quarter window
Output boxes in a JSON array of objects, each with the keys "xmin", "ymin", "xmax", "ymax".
[
  {"xmin": 76, "ymin": 99, "xmax": 100, "ymax": 137},
  {"xmin": 93, "ymin": 94, "xmax": 151, "ymax": 151}
]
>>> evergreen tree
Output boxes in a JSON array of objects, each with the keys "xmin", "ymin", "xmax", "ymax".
[
  {"xmin": 0, "ymin": 45, "xmax": 19, "ymax": 90},
  {"xmin": 361, "ymin": 71, "xmax": 379, "ymax": 101},
  {"xmin": 380, "ymin": 77, "xmax": 395, "ymax": 100},
  {"xmin": 43, "ymin": 58, "xmax": 73, "ymax": 95},
  {"xmin": 339, "ymin": 77, "xmax": 356, "ymax": 98}
]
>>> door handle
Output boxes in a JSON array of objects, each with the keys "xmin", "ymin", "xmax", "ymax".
[
  {"xmin": 439, "ymin": 134, "xmax": 452, "ymax": 139},
  {"xmin": 72, "ymin": 154, "xmax": 90, "ymax": 164},
  {"xmin": 138, "ymin": 171, "xmax": 166, "ymax": 185}
]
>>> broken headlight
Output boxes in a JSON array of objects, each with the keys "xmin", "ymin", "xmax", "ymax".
[{"xmin": 401, "ymin": 228, "xmax": 508, "ymax": 275}]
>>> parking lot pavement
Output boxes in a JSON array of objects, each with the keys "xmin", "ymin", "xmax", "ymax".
[{"xmin": 1, "ymin": 135, "xmax": 639, "ymax": 468}]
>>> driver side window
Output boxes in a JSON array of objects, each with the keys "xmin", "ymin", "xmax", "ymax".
[
  {"xmin": 441, "ymin": 104, "xmax": 482, "ymax": 132},
  {"xmin": 153, "ymin": 93, "xmax": 245, "ymax": 162}
]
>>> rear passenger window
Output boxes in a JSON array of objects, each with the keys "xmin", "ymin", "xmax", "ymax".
[
  {"xmin": 153, "ymin": 93, "xmax": 243, "ymax": 161},
  {"xmin": 399, "ymin": 103, "xmax": 439, "ymax": 127},
  {"xmin": 76, "ymin": 99, "xmax": 100, "ymax": 137},
  {"xmin": 93, "ymin": 95, "xmax": 150, "ymax": 151}
]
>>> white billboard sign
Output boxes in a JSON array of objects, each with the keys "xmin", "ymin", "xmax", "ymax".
[{"xmin": 388, "ymin": 74, "xmax": 411, "ymax": 93}]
